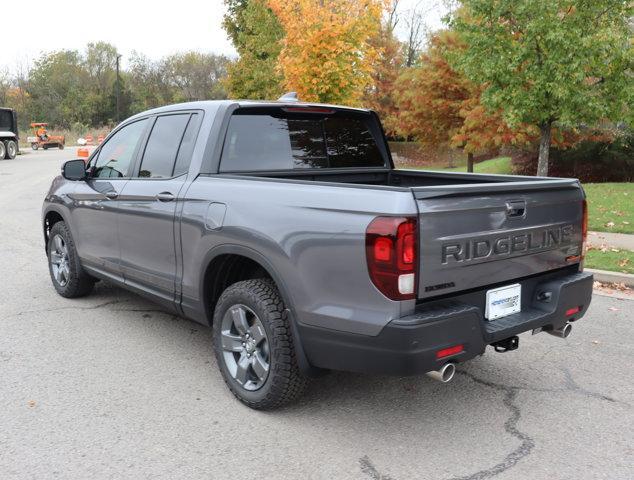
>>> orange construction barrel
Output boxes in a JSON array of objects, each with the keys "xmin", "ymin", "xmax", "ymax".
[{"xmin": 77, "ymin": 148, "xmax": 90, "ymax": 161}]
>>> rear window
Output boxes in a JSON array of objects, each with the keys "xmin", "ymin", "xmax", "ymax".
[{"xmin": 219, "ymin": 108, "xmax": 387, "ymax": 172}]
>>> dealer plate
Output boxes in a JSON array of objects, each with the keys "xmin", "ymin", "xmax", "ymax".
[{"xmin": 485, "ymin": 283, "xmax": 521, "ymax": 320}]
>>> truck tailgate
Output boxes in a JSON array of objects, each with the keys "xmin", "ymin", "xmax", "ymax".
[{"xmin": 413, "ymin": 179, "xmax": 585, "ymax": 299}]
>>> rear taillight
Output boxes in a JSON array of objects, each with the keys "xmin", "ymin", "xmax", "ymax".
[
  {"xmin": 581, "ymin": 199, "xmax": 588, "ymax": 267},
  {"xmin": 366, "ymin": 216, "xmax": 417, "ymax": 300}
]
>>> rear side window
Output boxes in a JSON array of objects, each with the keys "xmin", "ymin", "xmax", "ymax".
[
  {"xmin": 173, "ymin": 114, "xmax": 201, "ymax": 177},
  {"xmin": 219, "ymin": 108, "xmax": 387, "ymax": 172},
  {"xmin": 138, "ymin": 114, "xmax": 191, "ymax": 178}
]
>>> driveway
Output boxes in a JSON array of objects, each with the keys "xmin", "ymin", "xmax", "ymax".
[{"xmin": 1, "ymin": 150, "xmax": 632, "ymax": 480}]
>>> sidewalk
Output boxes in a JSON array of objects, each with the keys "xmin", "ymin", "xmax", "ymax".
[{"xmin": 588, "ymin": 231, "xmax": 634, "ymax": 251}]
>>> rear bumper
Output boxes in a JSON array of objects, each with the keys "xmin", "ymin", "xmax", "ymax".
[{"xmin": 298, "ymin": 270, "xmax": 593, "ymax": 375}]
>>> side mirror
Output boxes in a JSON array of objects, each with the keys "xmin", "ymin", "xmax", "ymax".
[{"xmin": 62, "ymin": 159, "xmax": 87, "ymax": 181}]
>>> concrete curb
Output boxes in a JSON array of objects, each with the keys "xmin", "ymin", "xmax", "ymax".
[{"xmin": 586, "ymin": 268, "xmax": 634, "ymax": 287}]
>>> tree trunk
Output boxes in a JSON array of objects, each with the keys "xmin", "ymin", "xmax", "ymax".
[
  {"xmin": 467, "ymin": 152, "xmax": 474, "ymax": 173},
  {"xmin": 537, "ymin": 120, "xmax": 552, "ymax": 177}
]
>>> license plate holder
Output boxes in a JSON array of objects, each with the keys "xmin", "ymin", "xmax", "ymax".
[{"xmin": 485, "ymin": 283, "xmax": 521, "ymax": 320}]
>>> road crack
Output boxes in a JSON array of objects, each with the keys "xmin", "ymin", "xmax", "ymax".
[
  {"xmin": 14, "ymin": 299, "xmax": 129, "ymax": 317},
  {"xmin": 359, "ymin": 456, "xmax": 395, "ymax": 480}
]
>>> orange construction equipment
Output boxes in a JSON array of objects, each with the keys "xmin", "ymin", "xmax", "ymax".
[{"xmin": 28, "ymin": 123, "xmax": 65, "ymax": 150}]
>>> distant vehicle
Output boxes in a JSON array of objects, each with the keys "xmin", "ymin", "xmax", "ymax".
[
  {"xmin": 0, "ymin": 107, "xmax": 19, "ymax": 159},
  {"xmin": 42, "ymin": 98, "xmax": 593, "ymax": 409},
  {"xmin": 27, "ymin": 123, "xmax": 65, "ymax": 150}
]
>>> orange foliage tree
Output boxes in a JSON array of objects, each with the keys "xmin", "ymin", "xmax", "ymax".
[
  {"xmin": 394, "ymin": 30, "xmax": 533, "ymax": 170},
  {"xmin": 364, "ymin": 0, "xmax": 404, "ymax": 136},
  {"xmin": 268, "ymin": 0, "xmax": 382, "ymax": 105}
]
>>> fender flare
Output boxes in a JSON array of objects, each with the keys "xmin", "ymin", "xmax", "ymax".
[
  {"xmin": 42, "ymin": 205, "xmax": 71, "ymax": 251},
  {"xmin": 199, "ymin": 243, "xmax": 320, "ymax": 376}
]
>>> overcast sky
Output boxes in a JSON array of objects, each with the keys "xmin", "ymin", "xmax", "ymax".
[{"xmin": 0, "ymin": 0, "xmax": 447, "ymax": 72}]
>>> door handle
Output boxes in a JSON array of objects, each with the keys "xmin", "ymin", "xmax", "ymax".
[
  {"xmin": 156, "ymin": 192, "xmax": 175, "ymax": 202},
  {"xmin": 104, "ymin": 191, "xmax": 119, "ymax": 200}
]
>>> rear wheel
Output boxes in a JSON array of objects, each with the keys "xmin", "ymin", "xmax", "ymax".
[
  {"xmin": 213, "ymin": 279, "xmax": 307, "ymax": 409},
  {"xmin": 58, "ymin": 143, "xmax": 64, "ymax": 150},
  {"xmin": 5, "ymin": 140, "xmax": 17, "ymax": 159},
  {"xmin": 47, "ymin": 221, "xmax": 95, "ymax": 298},
  {"xmin": 31, "ymin": 143, "xmax": 39, "ymax": 150},
  {"xmin": 43, "ymin": 144, "xmax": 49, "ymax": 150}
]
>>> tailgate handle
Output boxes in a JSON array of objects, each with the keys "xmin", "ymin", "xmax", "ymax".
[{"xmin": 506, "ymin": 200, "xmax": 526, "ymax": 217}]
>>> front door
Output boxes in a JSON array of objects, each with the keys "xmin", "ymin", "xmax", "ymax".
[
  {"xmin": 117, "ymin": 112, "xmax": 200, "ymax": 302},
  {"xmin": 71, "ymin": 118, "xmax": 149, "ymax": 279}
]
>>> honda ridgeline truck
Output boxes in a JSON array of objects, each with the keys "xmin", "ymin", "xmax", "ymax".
[{"xmin": 42, "ymin": 97, "xmax": 593, "ymax": 409}]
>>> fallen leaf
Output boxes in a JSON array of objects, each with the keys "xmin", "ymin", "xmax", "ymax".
[
  {"xmin": 592, "ymin": 340, "xmax": 600, "ymax": 345},
  {"xmin": 27, "ymin": 400, "xmax": 36, "ymax": 408},
  {"xmin": 605, "ymin": 221, "xmax": 615, "ymax": 228},
  {"xmin": 608, "ymin": 306, "xmax": 619, "ymax": 312},
  {"xmin": 618, "ymin": 258, "xmax": 630, "ymax": 267},
  {"xmin": 623, "ymin": 221, "xmax": 630, "ymax": 225},
  {"xmin": 610, "ymin": 248, "xmax": 620, "ymax": 252}
]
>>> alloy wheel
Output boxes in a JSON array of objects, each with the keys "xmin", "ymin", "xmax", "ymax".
[
  {"xmin": 220, "ymin": 304, "xmax": 270, "ymax": 391},
  {"xmin": 50, "ymin": 234, "xmax": 70, "ymax": 287}
]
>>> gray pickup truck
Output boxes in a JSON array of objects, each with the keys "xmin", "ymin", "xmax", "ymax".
[{"xmin": 43, "ymin": 97, "xmax": 593, "ymax": 409}]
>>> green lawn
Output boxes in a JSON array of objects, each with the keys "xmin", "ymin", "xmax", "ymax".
[
  {"xmin": 413, "ymin": 156, "xmax": 513, "ymax": 174},
  {"xmin": 585, "ymin": 248, "xmax": 634, "ymax": 275},
  {"xmin": 582, "ymin": 183, "xmax": 633, "ymax": 234}
]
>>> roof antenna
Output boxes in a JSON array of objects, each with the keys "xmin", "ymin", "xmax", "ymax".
[{"xmin": 278, "ymin": 92, "xmax": 299, "ymax": 102}]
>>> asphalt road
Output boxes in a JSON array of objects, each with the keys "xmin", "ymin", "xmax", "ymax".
[{"xmin": 1, "ymin": 149, "xmax": 633, "ymax": 480}]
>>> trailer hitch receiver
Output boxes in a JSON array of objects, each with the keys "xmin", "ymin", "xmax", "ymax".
[{"xmin": 491, "ymin": 336, "xmax": 519, "ymax": 353}]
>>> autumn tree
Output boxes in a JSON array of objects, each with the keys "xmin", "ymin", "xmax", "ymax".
[
  {"xmin": 223, "ymin": 0, "xmax": 284, "ymax": 99},
  {"xmin": 268, "ymin": 0, "xmax": 382, "ymax": 105},
  {"xmin": 394, "ymin": 30, "xmax": 531, "ymax": 171},
  {"xmin": 450, "ymin": 0, "xmax": 633, "ymax": 176},
  {"xmin": 364, "ymin": 0, "xmax": 405, "ymax": 135}
]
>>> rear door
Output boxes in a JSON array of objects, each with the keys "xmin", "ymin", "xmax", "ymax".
[
  {"xmin": 414, "ymin": 181, "xmax": 585, "ymax": 299},
  {"xmin": 117, "ymin": 112, "xmax": 201, "ymax": 303}
]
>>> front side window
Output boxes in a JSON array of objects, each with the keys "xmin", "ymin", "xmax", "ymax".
[
  {"xmin": 219, "ymin": 108, "xmax": 387, "ymax": 172},
  {"xmin": 92, "ymin": 119, "xmax": 148, "ymax": 178},
  {"xmin": 138, "ymin": 114, "xmax": 191, "ymax": 178}
]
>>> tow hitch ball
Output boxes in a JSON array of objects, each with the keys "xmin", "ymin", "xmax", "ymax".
[{"xmin": 491, "ymin": 336, "xmax": 519, "ymax": 353}]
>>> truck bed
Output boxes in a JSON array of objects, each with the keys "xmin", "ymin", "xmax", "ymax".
[
  {"xmin": 226, "ymin": 167, "xmax": 578, "ymax": 192},
  {"xmin": 218, "ymin": 167, "xmax": 584, "ymax": 301}
]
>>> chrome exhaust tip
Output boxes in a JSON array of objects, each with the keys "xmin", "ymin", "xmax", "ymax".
[
  {"xmin": 426, "ymin": 363, "xmax": 456, "ymax": 383},
  {"xmin": 548, "ymin": 323, "xmax": 572, "ymax": 339}
]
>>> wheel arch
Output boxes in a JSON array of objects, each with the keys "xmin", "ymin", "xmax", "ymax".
[
  {"xmin": 43, "ymin": 207, "xmax": 68, "ymax": 252},
  {"xmin": 200, "ymin": 244, "xmax": 295, "ymax": 323}
]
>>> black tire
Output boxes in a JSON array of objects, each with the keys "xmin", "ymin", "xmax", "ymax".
[
  {"xmin": 5, "ymin": 140, "xmax": 17, "ymax": 159},
  {"xmin": 58, "ymin": 143, "xmax": 64, "ymax": 150},
  {"xmin": 32, "ymin": 143, "xmax": 39, "ymax": 150},
  {"xmin": 213, "ymin": 279, "xmax": 308, "ymax": 409},
  {"xmin": 0, "ymin": 141, "xmax": 5, "ymax": 159},
  {"xmin": 43, "ymin": 145, "xmax": 49, "ymax": 150},
  {"xmin": 47, "ymin": 221, "xmax": 95, "ymax": 298}
]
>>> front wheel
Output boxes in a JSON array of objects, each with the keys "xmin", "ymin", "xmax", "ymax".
[
  {"xmin": 213, "ymin": 279, "xmax": 307, "ymax": 409},
  {"xmin": 31, "ymin": 143, "xmax": 39, "ymax": 150},
  {"xmin": 47, "ymin": 221, "xmax": 95, "ymax": 298},
  {"xmin": 0, "ymin": 141, "xmax": 5, "ymax": 159}
]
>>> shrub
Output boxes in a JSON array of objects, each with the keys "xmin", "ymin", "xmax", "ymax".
[{"xmin": 512, "ymin": 133, "xmax": 634, "ymax": 182}]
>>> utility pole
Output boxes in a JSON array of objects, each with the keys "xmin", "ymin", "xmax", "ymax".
[{"xmin": 116, "ymin": 54, "xmax": 122, "ymax": 123}]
